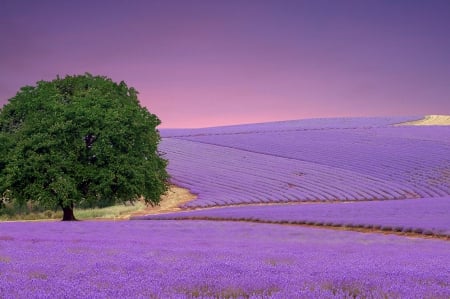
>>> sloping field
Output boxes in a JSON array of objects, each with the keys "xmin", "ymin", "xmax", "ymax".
[
  {"xmin": 159, "ymin": 116, "xmax": 450, "ymax": 208},
  {"xmin": 162, "ymin": 139, "xmax": 417, "ymax": 208}
]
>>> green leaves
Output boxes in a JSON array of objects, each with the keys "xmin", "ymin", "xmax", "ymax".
[{"xmin": 0, "ymin": 73, "xmax": 169, "ymax": 214}]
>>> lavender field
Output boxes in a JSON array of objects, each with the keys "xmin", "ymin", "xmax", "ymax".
[
  {"xmin": 2, "ymin": 116, "xmax": 450, "ymax": 298},
  {"xmin": 1, "ymin": 221, "xmax": 449, "ymax": 298}
]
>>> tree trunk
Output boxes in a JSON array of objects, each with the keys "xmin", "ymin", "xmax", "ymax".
[{"xmin": 61, "ymin": 203, "xmax": 77, "ymax": 221}]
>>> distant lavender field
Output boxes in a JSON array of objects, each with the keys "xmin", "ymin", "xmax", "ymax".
[
  {"xmin": 1, "ymin": 221, "xmax": 449, "ymax": 298},
  {"xmin": 161, "ymin": 116, "xmax": 422, "ymax": 137},
  {"xmin": 159, "ymin": 116, "xmax": 450, "ymax": 207},
  {"xmin": 138, "ymin": 197, "xmax": 450, "ymax": 237}
]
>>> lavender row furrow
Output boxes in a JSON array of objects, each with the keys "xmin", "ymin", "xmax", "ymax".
[
  {"xmin": 161, "ymin": 139, "xmax": 417, "ymax": 207},
  {"xmin": 166, "ymin": 136, "xmax": 418, "ymax": 198},
  {"xmin": 1, "ymin": 221, "xmax": 448, "ymax": 298},
  {"xmin": 139, "ymin": 197, "xmax": 450, "ymax": 237},
  {"xmin": 176, "ymin": 135, "xmax": 445, "ymax": 196},
  {"xmin": 174, "ymin": 126, "xmax": 450, "ymax": 199}
]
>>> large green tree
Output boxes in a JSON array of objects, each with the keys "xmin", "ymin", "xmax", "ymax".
[{"xmin": 0, "ymin": 73, "xmax": 169, "ymax": 220}]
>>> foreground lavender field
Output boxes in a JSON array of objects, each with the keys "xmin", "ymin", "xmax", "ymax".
[
  {"xmin": 139, "ymin": 197, "xmax": 450, "ymax": 237},
  {"xmin": 1, "ymin": 221, "xmax": 449, "ymax": 298}
]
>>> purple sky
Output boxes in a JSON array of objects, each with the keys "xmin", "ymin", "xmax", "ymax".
[{"xmin": 1, "ymin": 0, "xmax": 449, "ymax": 128}]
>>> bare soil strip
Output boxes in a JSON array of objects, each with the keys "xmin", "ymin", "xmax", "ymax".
[
  {"xmin": 396, "ymin": 115, "xmax": 450, "ymax": 126},
  {"xmin": 120, "ymin": 185, "xmax": 197, "ymax": 219}
]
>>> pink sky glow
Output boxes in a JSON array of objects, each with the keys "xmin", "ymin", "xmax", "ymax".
[{"xmin": 1, "ymin": 0, "xmax": 449, "ymax": 128}]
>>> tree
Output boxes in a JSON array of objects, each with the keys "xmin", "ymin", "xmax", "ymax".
[{"xmin": 0, "ymin": 73, "xmax": 169, "ymax": 220}]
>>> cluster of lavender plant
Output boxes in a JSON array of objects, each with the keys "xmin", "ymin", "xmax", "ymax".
[
  {"xmin": 1, "ymin": 221, "xmax": 448, "ymax": 298},
  {"xmin": 374, "ymin": 126, "xmax": 450, "ymax": 144},
  {"xmin": 138, "ymin": 197, "xmax": 450, "ymax": 237},
  {"xmin": 160, "ymin": 116, "xmax": 421, "ymax": 137}
]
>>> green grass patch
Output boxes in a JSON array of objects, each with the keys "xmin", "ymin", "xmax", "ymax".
[
  {"xmin": 74, "ymin": 202, "xmax": 147, "ymax": 219},
  {"xmin": 0, "ymin": 201, "xmax": 147, "ymax": 221}
]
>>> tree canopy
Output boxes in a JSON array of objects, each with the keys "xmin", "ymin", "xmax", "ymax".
[{"xmin": 0, "ymin": 73, "xmax": 169, "ymax": 220}]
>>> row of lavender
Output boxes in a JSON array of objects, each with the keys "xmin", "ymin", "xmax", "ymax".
[
  {"xmin": 1, "ymin": 221, "xmax": 448, "ymax": 298},
  {"xmin": 160, "ymin": 122, "xmax": 450, "ymax": 206},
  {"xmin": 161, "ymin": 138, "xmax": 418, "ymax": 208},
  {"xmin": 136, "ymin": 197, "xmax": 450, "ymax": 237}
]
